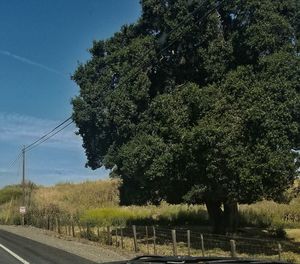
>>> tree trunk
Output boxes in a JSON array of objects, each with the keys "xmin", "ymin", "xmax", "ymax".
[
  {"xmin": 205, "ymin": 200, "xmax": 225, "ymax": 234},
  {"xmin": 224, "ymin": 201, "xmax": 238, "ymax": 233},
  {"xmin": 206, "ymin": 200, "xmax": 239, "ymax": 234}
]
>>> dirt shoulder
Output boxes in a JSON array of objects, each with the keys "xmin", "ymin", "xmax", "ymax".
[{"xmin": 0, "ymin": 225, "xmax": 135, "ymax": 263}]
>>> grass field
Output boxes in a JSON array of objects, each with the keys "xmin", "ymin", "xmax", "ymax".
[
  {"xmin": 1, "ymin": 180, "xmax": 300, "ymax": 232},
  {"xmin": 1, "ymin": 179, "xmax": 300, "ymax": 262},
  {"xmin": 32, "ymin": 179, "xmax": 120, "ymax": 213}
]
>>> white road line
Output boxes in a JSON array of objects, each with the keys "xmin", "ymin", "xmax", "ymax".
[{"xmin": 0, "ymin": 243, "xmax": 30, "ymax": 264}]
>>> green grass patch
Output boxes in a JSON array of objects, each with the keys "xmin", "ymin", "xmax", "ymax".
[
  {"xmin": 79, "ymin": 204, "xmax": 209, "ymax": 227},
  {"xmin": 0, "ymin": 185, "xmax": 22, "ymax": 204}
]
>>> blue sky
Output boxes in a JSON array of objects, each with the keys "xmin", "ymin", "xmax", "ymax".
[{"xmin": 0, "ymin": 0, "xmax": 141, "ymax": 187}]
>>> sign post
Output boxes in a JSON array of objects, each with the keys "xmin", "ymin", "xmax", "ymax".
[
  {"xmin": 20, "ymin": 206, "xmax": 26, "ymax": 225},
  {"xmin": 19, "ymin": 206, "xmax": 26, "ymax": 214}
]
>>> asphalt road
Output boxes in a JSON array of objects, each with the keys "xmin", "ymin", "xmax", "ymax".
[
  {"xmin": 0, "ymin": 229, "xmax": 98, "ymax": 264},
  {"xmin": 0, "ymin": 247, "xmax": 20, "ymax": 264}
]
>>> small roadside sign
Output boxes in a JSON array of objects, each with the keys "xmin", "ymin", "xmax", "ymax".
[{"xmin": 19, "ymin": 206, "xmax": 26, "ymax": 214}]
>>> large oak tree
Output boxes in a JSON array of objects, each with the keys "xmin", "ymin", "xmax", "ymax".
[{"xmin": 72, "ymin": 0, "xmax": 300, "ymax": 233}]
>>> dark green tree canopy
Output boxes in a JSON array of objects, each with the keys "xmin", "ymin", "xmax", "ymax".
[{"xmin": 72, "ymin": 0, "xmax": 300, "ymax": 232}]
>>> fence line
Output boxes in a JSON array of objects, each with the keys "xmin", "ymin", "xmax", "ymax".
[{"xmin": 22, "ymin": 218, "xmax": 290, "ymax": 261}]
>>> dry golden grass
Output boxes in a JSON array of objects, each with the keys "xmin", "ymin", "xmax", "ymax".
[
  {"xmin": 0, "ymin": 198, "xmax": 20, "ymax": 224},
  {"xmin": 286, "ymin": 229, "xmax": 300, "ymax": 243},
  {"xmin": 2, "ymin": 179, "xmax": 300, "ymax": 263},
  {"xmin": 32, "ymin": 179, "xmax": 120, "ymax": 214}
]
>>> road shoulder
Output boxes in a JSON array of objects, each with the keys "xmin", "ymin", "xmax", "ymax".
[{"xmin": 0, "ymin": 225, "xmax": 134, "ymax": 263}]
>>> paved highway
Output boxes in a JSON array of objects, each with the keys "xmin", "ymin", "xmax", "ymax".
[
  {"xmin": 0, "ymin": 229, "xmax": 98, "ymax": 264},
  {"xmin": 0, "ymin": 246, "xmax": 20, "ymax": 264}
]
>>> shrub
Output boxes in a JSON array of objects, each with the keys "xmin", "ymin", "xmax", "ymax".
[
  {"xmin": 268, "ymin": 223, "xmax": 287, "ymax": 239},
  {"xmin": 0, "ymin": 185, "xmax": 22, "ymax": 204}
]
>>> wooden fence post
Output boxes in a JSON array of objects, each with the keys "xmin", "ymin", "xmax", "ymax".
[
  {"xmin": 55, "ymin": 217, "xmax": 58, "ymax": 233},
  {"xmin": 97, "ymin": 227, "xmax": 100, "ymax": 240},
  {"xmin": 153, "ymin": 226, "xmax": 157, "ymax": 255},
  {"xmin": 36, "ymin": 217, "xmax": 40, "ymax": 229},
  {"xmin": 86, "ymin": 223, "xmax": 90, "ymax": 239},
  {"xmin": 230, "ymin": 240, "xmax": 237, "ymax": 258},
  {"xmin": 121, "ymin": 228, "xmax": 124, "ymax": 249},
  {"xmin": 278, "ymin": 243, "xmax": 282, "ymax": 260},
  {"xmin": 187, "ymin": 230, "xmax": 191, "ymax": 256},
  {"xmin": 47, "ymin": 216, "xmax": 50, "ymax": 230},
  {"xmin": 49, "ymin": 216, "xmax": 52, "ymax": 231},
  {"xmin": 146, "ymin": 226, "xmax": 149, "ymax": 254},
  {"xmin": 107, "ymin": 226, "xmax": 111, "ymax": 245},
  {"xmin": 172, "ymin": 229, "xmax": 177, "ymax": 256},
  {"xmin": 43, "ymin": 216, "xmax": 46, "ymax": 229},
  {"xmin": 115, "ymin": 228, "xmax": 119, "ymax": 247},
  {"xmin": 71, "ymin": 221, "xmax": 75, "ymax": 237},
  {"xmin": 200, "ymin": 234, "xmax": 205, "ymax": 257},
  {"xmin": 133, "ymin": 225, "xmax": 138, "ymax": 252},
  {"xmin": 78, "ymin": 224, "xmax": 82, "ymax": 237},
  {"xmin": 58, "ymin": 218, "xmax": 61, "ymax": 234}
]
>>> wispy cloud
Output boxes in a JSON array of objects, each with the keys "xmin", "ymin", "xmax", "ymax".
[
  {"xmin": 0, "ymin": 112, "xmax": 80, "ymax": 150},
  {"xmin": 0, "ymin": 49, "xmax": 66, "ymax": 77},
  {"xmin": 0, "ymin": 150, "xmax": 109, "ymax": 187},
  {"xmin": 0, "ymin": 112, "xmax": 109, "ymax": 187},
  {"xmin": 27, "ymin": 167, "xmax": 109, "ymax": 185}
]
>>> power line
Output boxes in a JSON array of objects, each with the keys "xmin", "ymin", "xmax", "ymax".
[
  {"xmin": 17, "ymin": 153, "xmax": 21, "ymax": 183},
  {"xmin": 24, "ymin": 116, "xmax": 72, "ymax": 151},
  {"xmin": 119, "ymin": 0, "xmax": 210, "ymax": 76},
  {"xmin": 117, "ymin": 0, "xmax": 225, "ymax": 86},
  {"xmin": 7, "ymin": 151, "xmax": 22, "ymax": 170},
  {"xmin": 6, "ymin": 0, "xmax": 225, "ymax": 170},
  {"xmin": 87, "ymin": 0, "xmax": 226, "ymax": 110},
  {"xmin": 6, "ymin": 117, "xmax": 73, "ymax": 171},
  {"xmin": 157, "ymin": 0, "xmax": 226, "ymax": 58},
  {"xmin": 25, "ymin": 120, "xmax": 74, "ymax": 152}
]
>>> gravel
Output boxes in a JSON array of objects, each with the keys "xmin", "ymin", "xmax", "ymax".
[{"xmin": 0, "ymin": 225, "xmax": 135, "ymax": 263}]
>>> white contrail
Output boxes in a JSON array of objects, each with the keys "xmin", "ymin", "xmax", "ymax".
[{"xmin": 0, "ymin": 49, "xmax": 66, "ymax": 77}]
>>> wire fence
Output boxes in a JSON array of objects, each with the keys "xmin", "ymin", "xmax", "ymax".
[
  {"xmin": 121, "ymin": 226, "xmax": 283, "ymax": 260},
  {"xmin": 21, "ymin": 215, "xmax": 296, "ymax": 262}
]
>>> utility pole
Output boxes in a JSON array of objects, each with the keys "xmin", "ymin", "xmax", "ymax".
[
  {"xmin": 21, "ymin": 145, "xmax": 26, "ymax": 225},
  {"xmin": 22, "ymin": 145, "xmax": 25, "ymax": 203}
]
